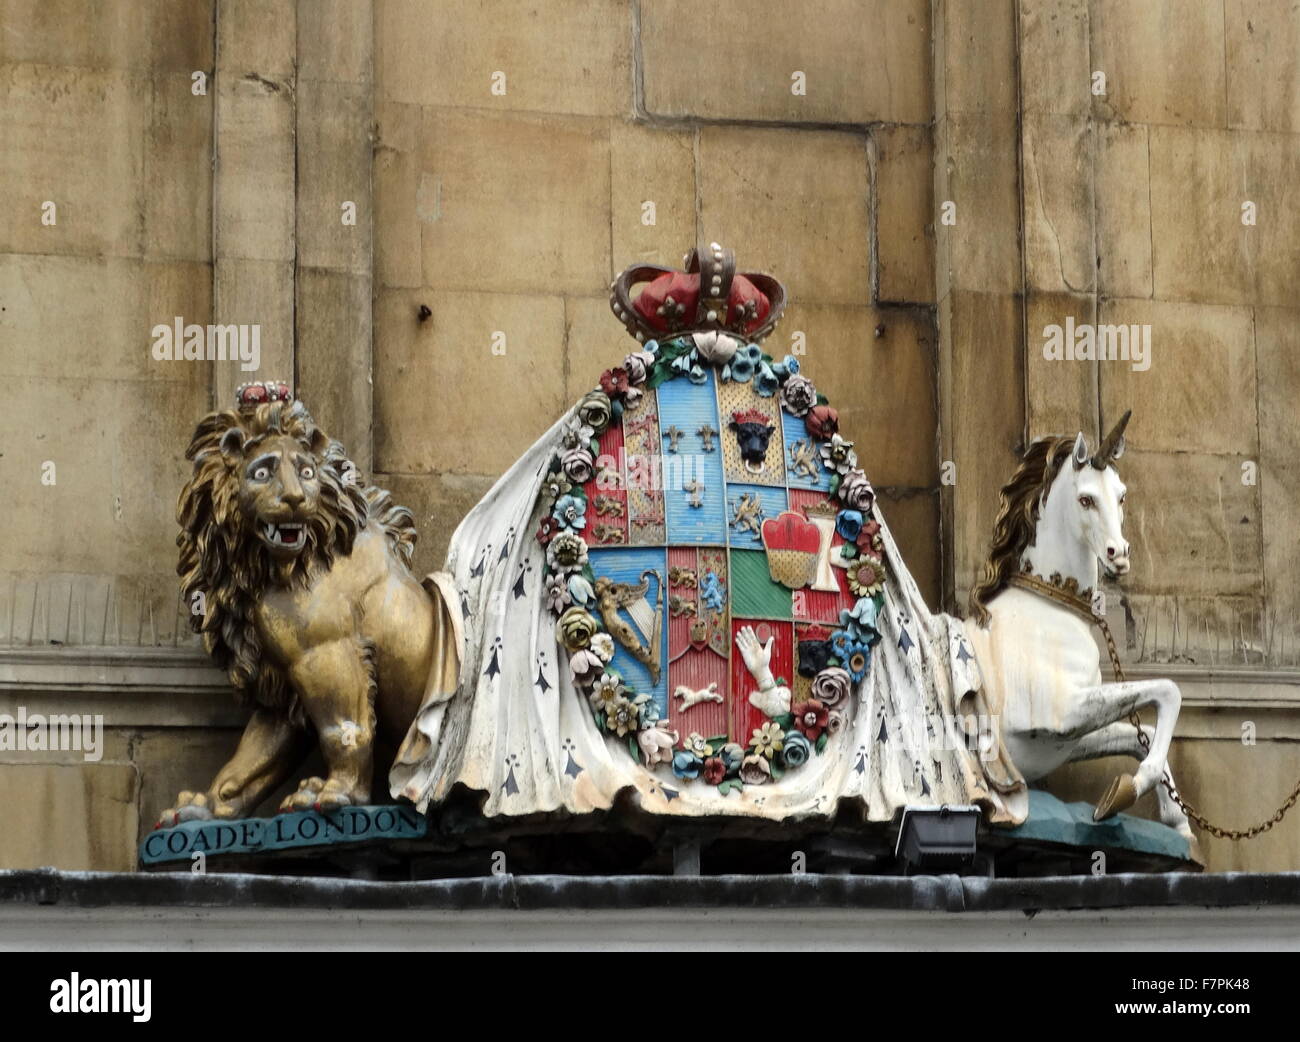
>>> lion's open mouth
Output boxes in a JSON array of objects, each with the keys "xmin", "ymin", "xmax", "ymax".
[
  {"xmin": 744, "ymin": 458, "xmax": 764, "ymax": 474},
  {"xmin": 262, "ymin": 522, "xmax": 306, "ymax": 550}
]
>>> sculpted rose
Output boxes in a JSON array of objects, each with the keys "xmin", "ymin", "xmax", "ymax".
[
  {"xmin": 811, "ymin": 666, "xmax": 851, "ymax": 707},
  {"xmin": 557, "ymin": 606, "xmax": 599, "ymax": 651},
  {"xmin": 577, "ymin": 391, "xmax": 612, "ymax": 433}
]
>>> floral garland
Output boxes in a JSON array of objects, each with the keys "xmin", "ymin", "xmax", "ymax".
[{"xmin": 533, "ymin": 331, "xmax": 886, "ymax": 792}]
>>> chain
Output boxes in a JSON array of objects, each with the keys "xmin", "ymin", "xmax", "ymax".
[{"xmin": 1095, "ymin": 614, "xmax": 1300, "ymax": 841}]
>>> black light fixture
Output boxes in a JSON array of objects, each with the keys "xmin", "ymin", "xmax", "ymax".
[{"xmin": 894, "ymin": 804, "xmax": 981, "ymax": 875}]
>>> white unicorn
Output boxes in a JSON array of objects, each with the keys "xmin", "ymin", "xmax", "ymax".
[{"xmin": 962, "ymin": 411, "xmax": 1199, "ymax": 859}]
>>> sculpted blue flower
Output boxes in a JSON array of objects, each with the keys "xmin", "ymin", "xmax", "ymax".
[
  {"xmin": 719, "ymin": 742, "xmax": 745, "ymax": 774},
  {"xmin": 781, "ymin": 730, "xmax": 812, "ymax": 767},
  {"xmin": 552, "ymin": 493, "xmax": 587, "ymax": 531},
  {"xmin": 836, "ymin": 509, "xmax": 864, "ymax": 542},
  {"xmin": 672, "ymin": 750, "xmax": 703, "ymax": 780},
  {"xmin": 634, "ymin": 692, "xmax": 661, "ymax": 726},
  {"xmin": 568, "ymin": 573, "xmax": 595, "ymax": 606},
  {"xmin": 782, "ymin": 354, "xmax": 801, "ymax": 376},
  {"xmin": 831, "ymin": 630, "xmax": 853, "ymax": 660},
  {"xmin": 726, "ymin": 343, "xmax": 763, "ymax": 383},
  {"xmin": 841, "ymin": 638, "xmax": 872, "ymax": 683},
  {"xmin": 688, "ymin": 363, "xmax": 708, "ymax": 385},
  {"xmin": 754, "ymin": 362, "xmax": 780, "ymax": 397}
]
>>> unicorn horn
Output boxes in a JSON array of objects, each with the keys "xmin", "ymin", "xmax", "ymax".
[{"xmin": 1092, "ymin": 409, "xmax": 1131, "ymax": 468}]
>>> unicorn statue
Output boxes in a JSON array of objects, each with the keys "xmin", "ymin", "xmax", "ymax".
[
  {"xmin": 963, "ymin": 411, "xmax": 1197, "ymax": 859},
  {"xmin": 388, "ymin": 242, "xmax": 1195, "ymax": 860}
]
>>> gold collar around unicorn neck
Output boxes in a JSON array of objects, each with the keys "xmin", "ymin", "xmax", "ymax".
[{"xmin": 1007, "ymin": 561, "xmax": 1097, "ymax": 622}]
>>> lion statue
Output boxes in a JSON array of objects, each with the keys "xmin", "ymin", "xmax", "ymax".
[{"xmin": 157, "ymin": 383, "xmax": 462, "ymax": 826}]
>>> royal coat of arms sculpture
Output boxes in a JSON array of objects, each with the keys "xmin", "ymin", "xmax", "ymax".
[
  {"xmin": 387, "ymin": 241, "xmax": 1024, "ymax": 826},
  {"xmin": 154, "ymin": 239, "xmax": 1199, "ymax": 873}
]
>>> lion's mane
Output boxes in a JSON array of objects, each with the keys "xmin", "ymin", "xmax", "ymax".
[{"xmin": 177, "ymin": 400, "xmax": 415, "ymax": 723}]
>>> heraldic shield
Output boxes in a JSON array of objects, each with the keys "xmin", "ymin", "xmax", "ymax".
[{"xmin": 581, "ymin": 365, "xmax": 869, "ymax": 779}]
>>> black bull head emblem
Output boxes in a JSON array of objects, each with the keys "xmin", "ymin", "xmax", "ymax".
[{"xmin": 729, "ymin": 411, "xmax": 776, "ymax": 473}]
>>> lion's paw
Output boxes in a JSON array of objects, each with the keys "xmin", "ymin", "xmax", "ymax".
[
  {"xmin": 278, "ymin": 776, "xmax": 360, "ymax": 814},
  {"xmin": 155, "ymin": 791, "xmax": 214, "ymax": 830}
]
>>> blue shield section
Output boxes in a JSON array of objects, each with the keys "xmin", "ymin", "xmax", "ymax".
[
  {"xmin": 781, "ymin": 413, "xmax": 832, "ymax": 492},
  {"xmin": 587, "ymin": 546, "xmax": 670, "ymax": 716},
  {"xmin": 656, "ymin": 370, "xmax": 727, "ymax": 545},
  {"xmin": 723, "ymin": 483, "xmax": 789, "ymax": 550}
]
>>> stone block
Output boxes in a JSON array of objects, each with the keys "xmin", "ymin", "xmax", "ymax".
[
  {"xmin": 373, "ymin": 288, "xmax": 567, "ymax": 476},
  {"xmin": 1023, "ymin": 114, "xmax": 1095, "ymax": 294},
  {"xmin": 610, "ymin": 121, "xmax": 697, "ymax": 277},
  {"xmin": 418, "ymin": 109, "xmax": 612, "ymax": 296},
  {"xmin": 373, "ymin": 101, "xmax": 424, "ymax": 289},
  {"xmin": 641, "ymin": 0, "xmax": 931, "ymax": 125},
  {"xmin": 214, "ymin": 76, "xmax": 296, "ymax": 263},
  {"xmin": 377, "ymin": 0, "xmax": 631, "ymax": 115},
  {"xmin": 0, "ymin": 254, "xmax": 210, "ymax": 385},
  {"xmin": 296, "ymin": 79, "xmax": 372, "ymax": 275},
  {"xmin": 1116, "ymin": 449, "xmax": 1261, "ymax": 598},
  {"xmin": 779, "ymin": 302, "xmax": 937, "ymax": 490},
  {"xmin": 1148, "ymin": 126, "xmax": 1300, "ymax": 307},
  {"xmin": 1098, "ymin": 298, "xmax": 1256, "ymax": 456},
  {"xmin": 217, "ymin": 0, "xmax": 297, "ymax": 81},
  {"xmin": 0, "ymin": 64, "xmax": 147, "ymax": 259},
  {"xmin": 212, "ymin": 257, "xmax": 295, "ymax": 407},
  {"xmin": 873, "ymin": 124, "xmax": 935, "ymax": 305},
  {"xmin": 145, "ymin": 72, "xmax": 214, "ymax": 263},
  {"xmin": 298, "ymin": 0, "xmax": 373, "ymax": 85},
  {"xmin": 1090, "ymin": 0, "xmax": 1227, "ymax": 127},
  {"xmin": 939, "ymin": 290, "xmax": 1024, "ymax": 599},
  {"xmin": 1019, "ymin": 0, "xmax": 1091, "ymax": 116},
  {"xmin": 1225, "ymin": 0, "xmax": 1300, "ymax": 132},
  {"xmin": 697, "ymin": 125, "xmax": 870, "ymax": 306},
  {"xmin": 880, "ymin": 489, "xmax": 940, "ymax": 608},
  {"xmin": 296, "ymin": 269, "xmax": 374, "ymax": 475},
  {"xmin": 563, "ymin": 296, "xmax": 628, "ymax": 403},
  {"xmin": 1096, "ymin": 122, "xmax": 1152, "ymax": 298},
  {"xmin": 939, "ymin": 0, "xmax": 1017, "ymax": 117},
  {"xmin": 936, "ymin": 113, "xmax": 1021, "ymax": 295},
  {"xmin": 0, "ymin": 0, "xmax": 214, "ymax": 73},
  {"xmin": 1255, "ymin": 306, "xmax": 1300, "ymax": 625},
  {"xmin": 1025, "ymin": 291, "xmax": 1097, "ymax": 440},
  {"xmin": 0, "ymin": 763, "xmax": 138, "ymax": 871}
]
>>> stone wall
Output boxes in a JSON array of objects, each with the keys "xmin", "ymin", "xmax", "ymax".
[
  {"xmin": 2, "ymin": 0, "xmax": 1299, "ymax": 874},
  {"xmin": 372, "ymin": 0, "xmax": 940, "ymax": 597}
]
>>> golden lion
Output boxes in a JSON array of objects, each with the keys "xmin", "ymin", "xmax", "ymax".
[{"xmin": 158, "ymin": 392, "xmax": 461, "ymax": 826}]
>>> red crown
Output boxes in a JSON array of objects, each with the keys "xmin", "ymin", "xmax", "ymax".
[
  {"xmin": 235, "ymin": 381, "xmax": 293, "ymax": 409},
  {"xmin": 609, "ymin": 239, "xmax": 787, "ymax": 343},
  {"xmin": 799, "ymin": 624, "xmax": 831, "ymax": 642},
  {"xmin": 731, "ymin": 408, "xmax": 770, "ymax": 427},
  {"xmin": 761, "ymin": 511, "xmax": 821, "ymax": 556}
]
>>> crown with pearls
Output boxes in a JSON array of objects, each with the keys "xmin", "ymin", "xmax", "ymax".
[
  {"xmin": 235, "ymin": 381, "xmax": 293, "ymax": 410},
  {"xmin": 609, "ymin": 239, "xmax": 787, "ymax": 344}
]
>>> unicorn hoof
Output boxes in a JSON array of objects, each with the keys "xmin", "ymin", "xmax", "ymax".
[{"xmin": 1093, "ymin": 773, "xmax": 1138, "ymax": 821}]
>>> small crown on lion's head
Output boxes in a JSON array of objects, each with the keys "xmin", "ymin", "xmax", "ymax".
[
  {"xmin": 235, "ymin": 381, "xmax": 293, "ymax": 409},
  {"xmin": 730, "ymin": 408, "xmax": 770, "ymax": 427}
]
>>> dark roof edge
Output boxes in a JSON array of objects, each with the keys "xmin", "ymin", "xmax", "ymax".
[{"xmin": 3, "ymin": 869, "xmax": 1300, "ymax": 914}]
